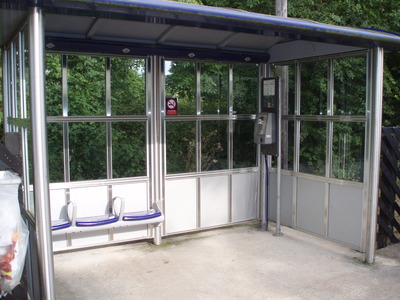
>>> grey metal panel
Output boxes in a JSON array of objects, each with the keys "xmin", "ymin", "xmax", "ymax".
[
  {"xmin": 164, "ymin": 26, "xmax": 232, "ymax": 46},
  {"xmin": 268, "ymin": 41, "xmax": 364, "ymax": 63},
  {"xmin": 268, "ymin": 172, "xmax": 293, "ymax": 227},
  {"xmin": 328, "ymin": 184, "xmax": 363, "ymax": 248},
  {"xmin": 232, "ymin": 172, "xmax": 258, "ymax": 223},
  {"xmin": 45, "ymin": 14, "xmax": 94, "ymax": 36},
  {"xmin": 95, "ymin": 19, "xmax": 168, "ymax": 41},
  {"xmin": 296, "ymin": 177, "xmax": 325, "ymax": 236},
  {"xmin": 224, "ymin": 32, "xmax": 283, "ymax": 50},
  {"xmin": 200, "ymin": 175, "xmax": 229, "ymax": 228}
]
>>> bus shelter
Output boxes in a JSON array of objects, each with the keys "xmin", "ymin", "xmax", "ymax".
[{"xmin": 1, "ymin": 1, "xmax": 400, "ymax": 299}]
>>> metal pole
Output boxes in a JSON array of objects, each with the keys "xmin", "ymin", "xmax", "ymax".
[
  {"xmin": 274, "ymin": 77, "xmax": 283, "ymax": 237},
  {"xmin": 274, "ymin": 0, "xmax": 287, "ymax": 236},
  {"xmin": 29, "ymin": 6, "xmax": 55, "ymax": 299},
  {"xmin": 365, "ymin": 47, "xmax": 384, "ymax": 264},
  {"xmin": 275, "ymin": 0, "xmax": 288, "ymax": 17}
]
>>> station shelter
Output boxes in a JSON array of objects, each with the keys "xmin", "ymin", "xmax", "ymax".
[{"xmin": 1, "ymin": 0, "xmax": 400, "ymax": 299}]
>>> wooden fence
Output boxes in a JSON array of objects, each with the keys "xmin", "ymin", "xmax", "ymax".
[{"xmin": 377, "ymin": 127, "xmax": 400, "ymax": 248}]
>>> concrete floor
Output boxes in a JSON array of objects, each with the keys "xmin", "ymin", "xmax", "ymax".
[{"xmin": 54, "ymin": 223, "xmax": 400, "ymax": 300}]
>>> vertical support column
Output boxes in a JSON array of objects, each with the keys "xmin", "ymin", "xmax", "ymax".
[
  {"xmin": 274, "ymin": 75, "xmax": 283, "ymax": 236},
  {"xmin": 365, "ymin": 47, "xmax": 384, "ymax": 264},
  {"xmin": 260, "ymin": 64, "xmax": 267, "ymax": 230},
  {"xmin": 196, "ymin": 62, "xmax": 202, "ymax": 228},
  {"xmin": 29, "ymin": 6, "xmax": 55, "ymax": 300},
  {"xmin": 149, "ymin": 55, "xmax": 164, "ymax": 245},
  {"xmin": 274, "ymin": 0, "xmax": 287, "ymax": 236},
  {"xmin": 2, "ymin": 47, "xmax": 10, "ymax": 133}
]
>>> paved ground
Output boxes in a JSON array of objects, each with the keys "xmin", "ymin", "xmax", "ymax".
[{"xmin": 54, "ymin": 223, "xmax": 400, "ymax": 300}]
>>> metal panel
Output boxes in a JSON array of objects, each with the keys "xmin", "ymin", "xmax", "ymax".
[
  {"xmin": 232, "ymin": 172, "xmax": 258, "ymax": 223},
  {"xmin": 165, "ymin": 178, "xmax": 197, "ymax": 234},
  {"xmin": 111, "ymin": 182, "xmax": 149, "ymax": 240},
  {"xmin": 95, "ymin": 19, "xmax": 168, "ymax": 41},
  {"xmin": 268, "ymin": 172, "xmax": 293, "ymax": 227},
  {"xmin": 49, "ymin": 189, "xmax": 68, "ymax": 250},
  {"xmin": 200, "ymin": 175, "xmax": 229, "ymax": 227},
  {"xmin": 296, "ymin": 177, "xmax": 325, "ymax": 236},
  {"xmin": 69, "ymin": 186, "xmax": 109, "ymax": 217},
  {"xmin": 328, "ymin": 183, "xmax": 363, "ymax": 248}
]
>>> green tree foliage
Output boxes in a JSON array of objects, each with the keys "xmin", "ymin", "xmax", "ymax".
[{"xmin": 45, "ymin": 55, "xmax": 147, "ymax": 182}]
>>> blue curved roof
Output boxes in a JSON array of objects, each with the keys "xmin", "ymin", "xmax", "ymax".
[{"xmin": 1, "ymin": 0, "xmax": 400, "ymax": 61}]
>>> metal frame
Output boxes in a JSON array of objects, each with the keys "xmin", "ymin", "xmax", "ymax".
[{"xmin": 29, "ymin": 7, "xmax": 55, "ymax": 300}]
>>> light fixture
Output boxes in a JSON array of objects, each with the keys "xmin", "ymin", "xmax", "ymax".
[
  {"xmin": 122, "ymin": 48, "xmax": 131, "ymax": 54},
  {"xmin": 46, "ymin": 43, "xmax": 55, "ymax": 49}
]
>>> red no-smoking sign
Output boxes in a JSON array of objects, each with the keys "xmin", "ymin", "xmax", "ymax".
[{"xmin": 166, "ymin": 98, "xmax": 178, "ymax": 115}]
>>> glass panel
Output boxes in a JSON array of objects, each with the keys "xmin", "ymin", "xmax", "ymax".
[
  {"xmin": 233, "ymin": 120, "xmax": 256, "ymax": 168},
  {"xmin": 201, "ymin": 121, "xmax": 228, "ymax": 171},
  {"xmin": 271, "ymin": 64, "xmax": 295, "ymax": 115},
  {"xmin": 299, "ymin": 121, "xmax": 326, "ymax": 176},
  {"xmin": 288, "ymin": 65, "xmax": 295, "ymax": 115},
  {"xmin": 15, "ymin": 39, "xmax": 20, "ymax": 119},
  {"xmin": 68, "ymin": 55, "xmax": 105, "ymax": 116},
  {"xmin": 233, "ymin": 65, "xmax": 258, "ymax": 114},
  {"xmin": 332, "ymin": 122, "xmax": 364, "ymax": 182},
  {"xmin": 45, "ymin": 54, "xmax": 62, "ymax": 116},
  {"xmin": 201, "ymin": 63, "xmax": 228, "ymax": 114},
  {"xmin": 23, "ymin": 29, "xmax": 30, "ymax": 118},
  {"xmin": 26, "ymin": 127, "xmax": 35, "ymax": 215},
  {"xmin": 47, "ymin": 123, "xmax": 64, "ymax": 182},
  {"xmin": 112, "ymin": 122, "xmax": 147, "ymax": 178},
  {"xmin": 166, "ymin": 121, "xmax": 196, "ymax": 174},
  {"xmin": 165, "ymin": 61, "xmax": 196, "ymax": 115},
  {"xmin": 333, "ymin": 56, "xmax": 366, "ymax": 115},
  {"xmin": 111, "ymin": 58, "xmax": 146, "ymax": 115},
  {"xmin": 69, "ymin": 122, "xmax": 107, "ymax": 181},
  {"xmin": 300, "ymin": 60, "xmax": 328, "ymax": 115},
  {"xmin": 281, "ymin": 120, "xmax": 294, "ymax": 170}
]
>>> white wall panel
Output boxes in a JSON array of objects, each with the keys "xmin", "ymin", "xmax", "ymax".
[
  {"xmin": 296, "ymin": 178, "xmax": 325, "ymax": 236},
  {"xmin": 201, "ymin": 175, "xmax": 229, "ymax": 227},
  {"xmin": 232, "ymin": 172, "xmax": 258, "ymax": 222},
  {"xmin": 165, "ymin": 178, "xmax": 197, "ymax": 234},
  {"xmin": 328, "ymin": 184, "xmax": 363, "ymax": 248},
  {"xmin": 112, "ymin": 182, "xmax": 149, "ymax": 240},
  {"xmin": 69, "ymin": 186, "xmax": 108, "ymax": 217},
  {"xmin": 49, "ymin": 188, "xmax": 67, "ymax": 221}
]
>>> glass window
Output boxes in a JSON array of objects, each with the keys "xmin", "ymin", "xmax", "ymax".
[
  {"xmin": 166, "ymin": 121, "xmax": 196, "ymax": 174},
  {"xmin": 112, "ymin": 122, "xmax": 146, "ymax": 178},
  {"xmin": 299, "ymin": 121, "xmax": 326, "ymax": 176},
  {"xmin": 281, "ymin": 120, "xmax": 294, "ymax": 171},
  {"xmin": 23, "ymin": 29, "xmax": 30, "ymax": 118},
  {"xmin": 47, "ymin": 123, "xmax": 64, "ymax": 182},
  {"xmin": 27, "ymin": 127, "xmax": 35, "ymax": 214},
  {"xmin": 201, "ymin": 121, "xmax": 228, "ymax": 171},
  {"xmin": 15, "ymin": 39, "xmax": 20, "ymax": 119},
  {"xmin": 300, "ymin": 60, "xmax": 328, "ymax": 115},
  {"xmin": 233, "ymin": 120, "xmax": 256, "ymax": 168},
  {"xmin": 271, "ymin": 64, "xmax": 295, "ymax": 115},
  {"xmin": 69, "ymin": 122, "xmax": 107, "ymax": 181},
  {"xmin": 111, "ymin": 58, "xmax": 146, "ymax": 115},
  {"xmin": 201, "ymin": 63, "xmax": 228, "ymax": 114},
  {"xmin": 233, "ymin": 65, "xmax": 258, "ymax": 114},
  {"xmin": 165, "ymin": 61, "xmax": 196, "ymax": 115},
  {"xmin": 45, "ymin": 54, "xmax": 62, "ymax": 116},
  {"xmin": 333, "ymin": 56, "xmax": 366, "ymax": 115},
  {"xmin": 68, "ymin": 55, "xmax": 105, "ymax": 116},
  {"xmin": 332, "ymin": 122, "xmax": 364, "ymax": 182}
]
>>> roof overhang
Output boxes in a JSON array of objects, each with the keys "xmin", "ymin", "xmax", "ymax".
[{"xmin": 1, "ymin": 0, "xmax": 400, "ymax": 63}]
